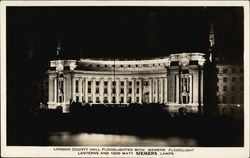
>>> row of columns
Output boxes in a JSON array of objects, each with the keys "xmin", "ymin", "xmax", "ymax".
[{"xmin": 48, "ymin": 75, "xmax": 168, "ymax": 104}]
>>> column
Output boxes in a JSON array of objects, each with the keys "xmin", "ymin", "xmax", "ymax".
[
  {"xmin": 124, "ymin": 79, "xmax": 128, "ymax": 104},
  {"xmin": 48, "ymin": 76, "xmax": 54, "ymax": 103},
  {"xmin": 164, "ymin": 77, "xmax": 168, "ymax": 104},
  {"xmin": 176, "ymin": 75, "xmax": 179, "ymax": 103},
  {"xmin": 100, "ymin": 78, "xmax": 104, "ymax": 103},
  {"xmin": 155, "ymin": 78, "xmax": 159, "ymax": 103},
  {"xmin": 63, "ymin": 78, "xmax": 66, "ymax": 103},
  {"xmin": 85, "ymin": 78, "xmax": 88, "ymax": 103},
  {"xmin": 108, "ymin": 79, "xmax": 112, "ymax": 103},
  {"xmin": 149, "ymin": 78, "xmax": 153, "ymax": 103},
  {"xmin": 132, "ymin": 78, "xmax": 135, "ymax": 103},
  {"xmin": 92, "ymin": 78, "xmax": 96, "ymax": 103},
  {"xmin": 117, "ymin": 79, "xmax": 120, "ymax": 103},
  {"xmin": 82, "ymin": 78, "xmax": 85, "ymax": 103},
  {"xmin": 189, "ymin": 75, "xmax": 193, "ymax": 103},
  {"xmin": 160, "ymin": 78, "xmax": 164, "ymax": 103},
  {"xmin": 193, "ymin": 71, "xmax": 199, "ymax": 104},
  {"xmin": 79, "ymin": 78, "xmax": 83, "ymax": 102},
  {"xmin": 139, "ymin": 78, "xmax": 143, "ymax": 104},
  {"xmin": 54, "ymin": 78, "xmax": 57, "ymax": 102},
  {"xmin": 72, "ymin": 77, "xmax": 75, "ymax": 101}
]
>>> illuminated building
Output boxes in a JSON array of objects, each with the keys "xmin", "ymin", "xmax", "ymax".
[{"xmin": 45, "ymin": 52, "xmax": 206, "ymax": 113}]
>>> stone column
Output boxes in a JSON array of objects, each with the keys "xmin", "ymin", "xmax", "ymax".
[
  {"xmin": 82, "ymin": 79, "xmax": 85, "ymax": 103},
  {"xmin": 54, "ymin": 78, "xmax": 57, "ymax": 102},
  {"xmin": 193, "ymin": 71, "xmax": 199, "ymax": 104},
  {"xmin": 176, "ymin": 75, "xmax": 179, "ymax": 103},
  {"xmin": 149, "ymin": 78, "xmax": 153, "ymax": 103},
  {"xmin": 155, "ymin": 78, "xmax": 159, "ymax": 103},
  {"xmin": 92, "ymin": 78, "xmax": 96, "ymax": 103},
  {"xmin": 72, "ymin": 77, "xmax": 75, "ymax": 101},
  {"xmin": 189, "ymin": 75, "xmax": 192, "ymax": 103},
  {"xmin": 139, "ymin": 78, "xmax": 143, "ymax": 104},
  {"xmin": 85, "ymin": 78, "xmax": 88, "ymax": 103},
  {"xmin": 63, "ymin": 78, "xmax": 66, "ymax": 102},
  {"xmin": 116, "ymin": 79, "xmax": 120, "ymax": 104},
  {"xmin": 132, "ymin": 78, "xmax": 135, "ymax": 103},
  {"xmin": 160, "ymin": 78, "xmax": 164, "ymax": 103},
  {"xmin": 124, "ymin": 79, "xmax": 128, "ymax": 104},
  {"xmin": 79, "ymin": 78, "xmax": 83, "ymax": 102},
  {"xmin": 108, "ymin": 79, "xmax": 112, "ymax": 103},
  {"xmin": 164, "ymin": 77, "xmax": 168, "ymax": 104},
  {"xmin": 100, "ymin": 78, "xmax": 104, "ymax": 103},
  {"xmin": 48, "ymin": 76, "xmax": 54, "ymax": 103}
]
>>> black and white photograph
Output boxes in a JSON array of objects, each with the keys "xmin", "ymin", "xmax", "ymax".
[{"xmin": 1, "ymin": 1, "xmax": 249, "ymax": 157}]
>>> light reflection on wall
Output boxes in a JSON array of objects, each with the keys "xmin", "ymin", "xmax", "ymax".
[{"xmin": 48, "ymin": 132, "xmax": 198, "ymax": 146}]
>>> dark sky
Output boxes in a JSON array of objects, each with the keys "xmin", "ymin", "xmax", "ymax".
[
  {"xmin": 7, "ymin": 7, "xmax": 243, "ymax": 78},
  {"xmin": 7, "ymin": 7, "xmax": 243, "ymax": 60}
]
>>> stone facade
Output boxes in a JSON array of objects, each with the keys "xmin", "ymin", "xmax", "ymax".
[{"xmin": 45, "ymin": 52, "xmax": 206, "ymax": 113}]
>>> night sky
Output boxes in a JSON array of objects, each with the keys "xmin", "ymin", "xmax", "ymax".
[{"xmin": 6, "ymin": 7, "xmax": 243, "ymax": 105}]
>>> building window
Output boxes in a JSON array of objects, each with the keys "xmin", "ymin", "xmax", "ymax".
[
  {"xmin": 112, "ymin": 97, "xmax": 116, "ymax": 103},
  {"xmin": 136, "ymin": 88, "xmax": 139, "ymax": 93},
  {"xmin": 104, "ymin": 97, "xmax": 108, "ymax": 103},
  {"xmin": 96, "ymin": 81, "xmax": 99, "ymax": 85},
  {"xmin": 120, "ymin": 81, "xmax": 124, "ymax": 86},
  {"xmin": 59, "ymin": 80, "xmax": 64, "ymax": 93},
  {"xmin": 128, "ymin": 97, "xmax": 132, "ymax": 103},
  {"xmin": 88, "ymin": 81, "xmax": 91, "ymax": 85},
  {"xmin": 128, "ymin": 81, "xmax": 132, "ymax": 86},
  {"xmin": 104, "ymin": 81, "xmax": 108, "ymax": 86},
  {"xmin": 112, "ymin": 81, "xmax": 116, "ymax": 86},
  {"xmin": 128, "ymin": 88, "xmax": 132, "ymax": 93},
  {"xmin": 136, "ymin": 81, "xmax": 140, "ymax": 86},
  {"xmin": 104, "ymin": 88, "xmax": 108, "ymax": 93},
  {"xmin": 82, "ymin": 96, "xmax": 85, "ymax": 103},
  {"xmin": 120, "ymin": 88, "xmax": 124, "ymax": 93},
  {"xmin": 112, "ymin": 88, "xmax": 116, "ymax": 93},
  {"xmin": 136, "ymin": 97, "xmax": 139, "ymax": 102},
  {"xmin": 232, "ymin": 77, "xmax": 236, "ymax": 82},
  {"xmin": 223, "ymin": 86, "xmax": 227, "ymax": 92},
  {"xmin": 96, "ymin": 88, "xmax": 99, "ymax": 93},
  {"xmin": 223, "ymin": 77, "xmax": 227, "ymax": 82},
  {"xmin": 76, "ymin": 96, "xmax": 79, "ymax": 102},
  {"xmin": 75, "ymin": 80, "xmax": 79, "ymax": 93},
  {"xmin": 120, "ymin": 97, "xmax": 124, "ymax": 103},
  {"xmin": 223, "ymin": 68, "xmax": 227, "ymax": 73},
  {"xmin": 96, "ymin": 97, "xmax": 100, "ymax": 103},
  {"xmin": 144, "ymin": 81, "xmax": 149, "ymax": 86},
  {"xmin": 88, "ymin": 88, "xmax": 91, "ymax": 93}
]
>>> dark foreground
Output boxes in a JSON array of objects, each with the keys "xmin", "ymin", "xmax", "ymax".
[{"xmin": 7, "ymin": 106, "xmax": 243, "ymax": 147}]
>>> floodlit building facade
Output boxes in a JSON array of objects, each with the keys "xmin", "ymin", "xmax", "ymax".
[
  {"xmin": 216, "ymin": 64, "xmax": 244, "ymax": 116},
  {"xmin": 46, "ymin": 52, "xmax": 206, "ymax": 113}
]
